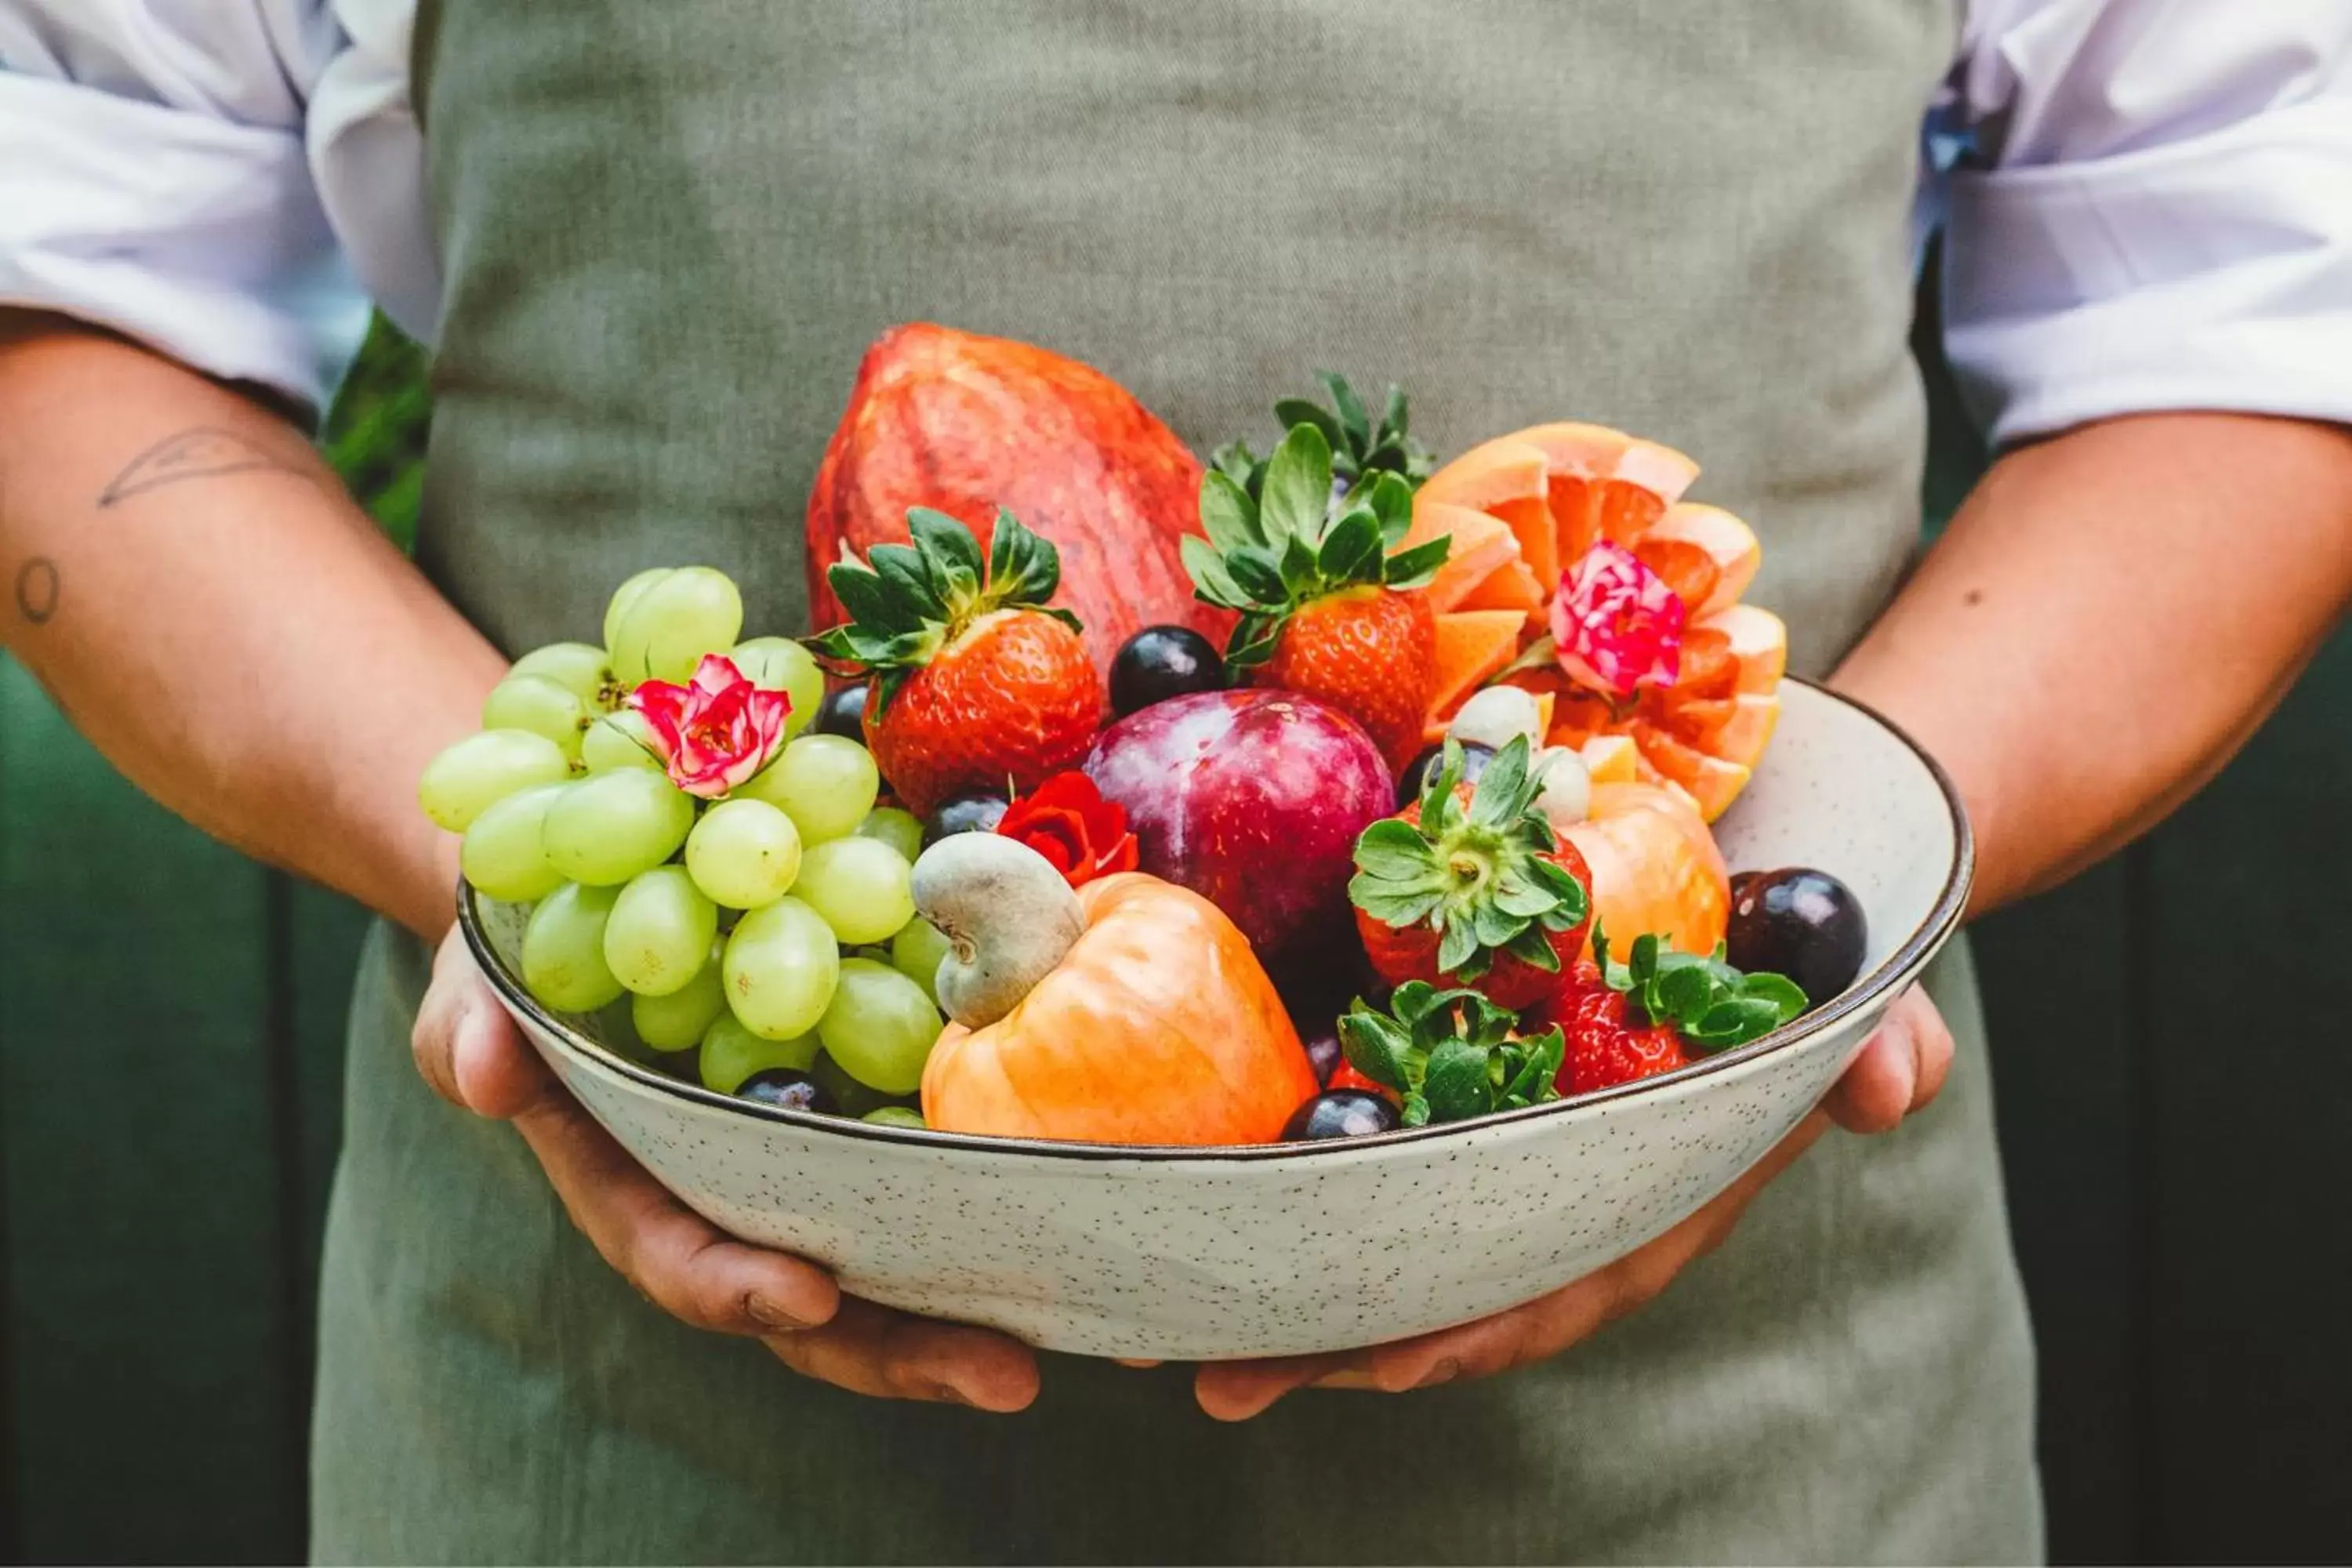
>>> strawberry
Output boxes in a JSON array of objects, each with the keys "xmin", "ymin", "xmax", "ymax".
[
  {"xmin": 809, "ymin": 507, "xmax": 1103, "ymax": 815},
  {"xmin": 1535, "ymin": 930, "xmax": 1813, "ymax": 1094},
  {"xmin": 1348, "ymin": 737, "xmax": 1595, "ymax": 1009},
  {"xmin": 1183, "ymin": 422, "xmax": 1449, "ymax": 767}
]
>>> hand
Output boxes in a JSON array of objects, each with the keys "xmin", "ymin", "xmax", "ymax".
[
  {"xmin": 1192, "ymin": 985, "xmax": 1954, "ymax": 1420},
  {"xmin": 411, "ymin": 925, "xmax": 1040, "ymax": 1411}
]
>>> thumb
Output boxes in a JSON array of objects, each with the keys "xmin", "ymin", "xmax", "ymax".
[{"xmin": 414, "ymin": 931, "xmax": 557, "ymax": 1120}]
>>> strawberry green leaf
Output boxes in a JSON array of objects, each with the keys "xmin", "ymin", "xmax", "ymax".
[
  {"xmin": 1655, "ymin": 963, "xmax": 1714, "ymax": 1026},
  {"xmin": 1740, "ymin": 971, "xmax": 1809, "ymax": 1019},
  {"xmin": 1224, "ymin": 546, "xmax": 1290, "ymax": 606},
  {"xmin": 1223, "ymin": 615, "xmax": 1283, "ymax": 670},
  {"xmin": 1490, "ymin": 869, "xmax": 1560, "ymax": 918},
  {"xmin": 1501, "ymin": 924, "xmax": 1563, "ymax": 971},
  {"xmin": 1319, "ymin": 370, "xmax": 1373, "ymax": 456},
  {"xmin": 868, "ymin": 542, "xmax": 952, "ymax": 622},
  {"xmin": 1352, "ymin": 818, "xmax": 1441, "ymax": 883},
  {"xmin": 905, "ymin": 510, "xmax": 983, "ymax": 602},
  {"xmin": 1272, "ymin": 398, "xmax": 1345, "ymax": 456},
  {"xmin": 1436, "ymin": 913, "xmax": 1482, "ymax": 975},
  {"xmin": 1469, "ymin": 900, "xmax": 1521, "ymax": 949},
  {"xmin": 1364, "ymin": 472, "xmax": 1416, "ymax": 548},
  {"xmin": 1198, "ymin": 470, "xmax": 1264, "ymax": 555},
  {"xmin": 1338, "ymin": 1010, "xmax": 1413, "ymax": 1092},
  {"xmin": 1421, "ymin": 1037, "xmax": 1494, "ymax": 1122},
  {"xmin": 1401, "ymin": 1091, "xmax": 1432, "ymax": 1128},
  {"xmin": 1467, "ymin": 735, "xmax": 1534, "ymax": 828},
  {"xmin": 1316, "ymin": 508, "xmax": 1382, "ymax": 584},
  {"xmin": 985, "ymin": 508, "xmax": 1061, "ymax": 605},
  {"xmin": 1382, "ymin": 535, "xmax": 1450, "ymax": 590},
  {"xmin": 829, "ymin": 563, "xmax": 919, "ymax": 637},
  {"xmin": 1390, "ymin": 982, "xmax": 1445, "ymax": 1026},
  {"xmin": 1260, "ymin": 423, "xmax": 1334, "ymax": 547},
  {"xmin": 1276, "ymin": 530, "xmax": 1323, "ymax": 597},
  {"xmin": 1181, "ymin": 535, "xmax": 1254, "ymax": 612}
]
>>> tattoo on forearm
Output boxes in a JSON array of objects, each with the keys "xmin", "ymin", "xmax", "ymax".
[
  {"xmin": 98, "ymin": 426, "xmax": 316, "ymax": 508},
  {"xmin": 14, "ymin": 557, "xmax": 58, "ymax": 624}
]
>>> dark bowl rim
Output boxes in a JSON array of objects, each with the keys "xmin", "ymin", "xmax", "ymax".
[{"xmin": 459, "ymin": 674, "xmax": 1974, "ymax": 1164}]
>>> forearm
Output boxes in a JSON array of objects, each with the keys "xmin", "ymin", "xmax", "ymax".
[
  {"xmin": 1835, "ymin": 412, "xmax": 2352, "ymax": 916},
  {"xmin": 0, "ymin": 314, "xmax": 504, "ymax": 938}
]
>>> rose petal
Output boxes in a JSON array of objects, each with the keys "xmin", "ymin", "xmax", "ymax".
[{"xmin": 1548, "ymin": 543, "xmax": 1686, "ymax": 700}]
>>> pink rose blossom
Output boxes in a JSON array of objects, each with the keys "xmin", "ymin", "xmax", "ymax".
[
  {"xmin": 628, "ymin": 654, "xmax": 793, "ymax": 798},
  {"xmin": 1548, "ymin": 543, "xmax": 1686, "ymax": 699}
]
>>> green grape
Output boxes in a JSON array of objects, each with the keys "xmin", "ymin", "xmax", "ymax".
[
  {"xmin": 508, "ymin": 641, "xmax": 613, "ymax": 709},
  {"xmin": 521, "ymin": 882, "xmax": 625, "ymax": 1013},
  {"xmin": 609, "ymin": 566, "xmax": 744, "ymax": 686},
  {"xmin": 541, "ymin": 768, "xmax": 695, "ymax": 885},
  {"xmin": 887, "ymin": 917, "xmax": 956, "ymax": 1006},
  {"xmin": 684, "ymin": 797, "xmax": 801, "ymax": 909},
  {"xmin": 855, "ymin": 806, "xmax": 924, "ymax": 863},
  {"xmin": 721, "ymin": 897, "xmax": 840, "ymax": 1040},
  {"xmin": 793, "ymin": 837, "xmax": 914, "ymax": 946},
  {"xmin": 735, "ymin": 734, "xmax": 878, "ymax": 844},
  {"xmin": 459, "ymin": 782, "xmax": 572, "ymax": 902},
  {"xmin": 631, "ymin": 941, "xmax": 727, "ymax": 1050},
  {"xmin": 603, "ymin": 866, "xmax": 719, "ymax": 996},
  {"xmin": 481, "ymin": 674, "xmax": 590, "ymax": 760},
  {"xmin": 698, "ymin": 1013, "xmax": 819, "ymax": 1094},
  {"xmin": 418, "ymin": 729, "xmax": 571, "ymax": 832},
  {"xmin": 816, "ymin": 957, "xmax": 942, "ymax": 1095},
  {"xmin": 862, "ymin": 1106, "xmax": 927, "ymax": 1129},
  {"xmin": 730, "ymin": 637, "xmax": 828, "ymax": 739},
  {"xmin": 808, "ymin": 1052, "xmax": 912, "ymax": 1119},
  {"xmin": 582, "ymin": 709, "xmax": 663, "ymax": 772},
  {"xmin": 602, "ymin": 567, "xmax": 673, "ymax": 652}
]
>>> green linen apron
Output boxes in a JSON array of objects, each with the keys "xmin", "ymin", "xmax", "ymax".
[{"xmin": 311, "ymin": 3, "xmax": 2042, "ymax": 1560}]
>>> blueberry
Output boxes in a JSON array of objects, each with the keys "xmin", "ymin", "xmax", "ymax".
[
  {"xmin": 812, "ymin": 683, "xmax": 869, "ymax": 741},
  {"xmin": 1396, "ymin": 741, "xmax": 1496, "ymax": 808},
  {"xmin": 1109, "ymin": 626, "xmax": 1226, "ymax": 717},
  {"xmin": 1725, "ymin": 867, "xmax": 1869, "ymax": 1007},
  {"xmin": 1283, "ymin": 1090, "xmax": 1401, "ymax": 1142},
  {"xmin": 735, "ymin": 1069, "xmax": 836, "ymax": 1114},
  {"xmin": 921, "ymin": 789, "xmax": 1009, "ymax": 848}
]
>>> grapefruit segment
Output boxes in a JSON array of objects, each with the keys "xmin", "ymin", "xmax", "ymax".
[
  {"xmin": 1701, "ymin": 604, "xmax": 1788, "ymax": 695},
  {"xmin": 1643, "ymin": 504, "xmax": 1759, "ymax": 618},
  {"xmin": 1423, "ymin": 609, "xmax": 1530, "ymax": 732},
  {"xmin": 1560, "ymin": 782, "xmax": 1730, "ymax": 958},
  {"xmin": 1581, "ymin": 733, "xmax": 1639, "ymax": 785},
  {"xmin": 1403, "ymin": 502, "xmax": 1522, "ymax": 614},
  {"xmin": 1456, "ymin": 557, "xmax": 1544, "ymax": 615}
]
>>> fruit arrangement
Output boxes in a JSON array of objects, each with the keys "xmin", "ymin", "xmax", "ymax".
[{"xmin": 424, "ymin": 329, "xmax": 1875, "ymax": 1146}]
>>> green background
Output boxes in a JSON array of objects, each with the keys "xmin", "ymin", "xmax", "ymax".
[{"xmin": 2, "ymin": 300, "xmax": 2347, "ymax": 1563}]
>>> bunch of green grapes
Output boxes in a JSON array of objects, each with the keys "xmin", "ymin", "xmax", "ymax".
[{"xmin": 416, "ymin": 567, "xmax": 952, "ymax": 1121}]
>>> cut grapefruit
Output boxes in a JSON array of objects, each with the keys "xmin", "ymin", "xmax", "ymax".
[
  {"xmin": 1413, "ymin": 423, "xmax": 1788, "ymax": 822},
  {"xmin": 1399, "ymin": 503, "xmax": 1522, "ymax": 614},
  {"xmin": 1560, "ymin": 782, "xmax": 1730, "ymax": 957},
  {"xmin": 1424, "ymin": 609, "xmax": 1529, "ymax": 734}
]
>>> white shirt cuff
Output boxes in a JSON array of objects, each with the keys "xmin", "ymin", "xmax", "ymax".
[
  {"xmin": 0, "ymin": 71, "xmax": 370, "ymax": 417},
  {"xmin": 1943, "ymin": 95, "xmax": 2352, "ymax": 448}
]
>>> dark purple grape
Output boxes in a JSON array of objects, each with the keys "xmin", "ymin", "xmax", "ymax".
[
  {"xmin": 1299, "ymin": 1022, "xmax": 1343, "ymax": 1087},
  {"xmin": 812, "ymin": 683, "xmax": 869, "ymax": 741},
  {"xmin": 921, "ymin": 789, "xmax": 1009, "ymax": 848},
  {"xmin": 1109, "ymin": 625, "xmax": 1226, "ymax": 717},
  {"xmin": 1283, "ymin": 1090, "xmax": 1401, "ymax": 1142},
  {"xmin": 1396, "ymin": 740, "xmax": 1495, "ymax": 808},
  {"xmin": 1726, "ymin": 867, "xmax": 1868, "ymax": 1007},
  {"xmin": 735, "ymin": 1069, "xmax": 836, "ymax": 1114}
]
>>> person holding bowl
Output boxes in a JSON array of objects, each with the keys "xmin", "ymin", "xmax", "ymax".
[{"xmin": 2, "ymin": 2, "xmax": 2348, "ymax": 1560}]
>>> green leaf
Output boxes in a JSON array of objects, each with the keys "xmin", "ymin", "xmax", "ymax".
[
  {"xmin": 1272, "ymin": 398, "xmax": 1345, "ymax": 455},
  {"xmin": 1347, "ymin": 880, "xmax": 1443, "ymax": 928},
  {"xmin": 1501, "ymin": 924, "xmax": 1563, "ymax": 972},
  {"xmin": 1502, "ymin": 1025, "xmax": 1564, "ymax": 1104},
  {"xmin": 1740, "ymin": 971, "xmax": 1810, "ymax": 1021},
  {"xmin": 1223, "ymin": 616, "xmax": 1284, "ymax": 670},
  {"xmin": 1436, "ymin": 914, "xmax": 1481, "ymax": 975},
  {"xmin": 1490, "ymin": 869, "xmax": 1559, "ymax": 919},
  {"xmin": 1338, "ymin": 1011, "xmax": 1414, "ymax": 1093},
  {"xmin": 1318, "ymin": 371, "xmax": 1372, "ymax": 454},
  {"xmin": 1224, "ymin": 546, "xmax": 1290, "ymax": 605},
  {"xmin": 1277, "ymin": 529, "xmax": 1323, "ymax": 597},
  {"xmin": 1365, "ymin": 472, "xmax": 1415, "ymax": 547},
  {"xmin": 1181, "ymin": 534, "xmax": 1253, "ymax": 610},
  {"xmin": 1469, "ymin": 899, "xmax": 1523, "ymax": 949},
  {"xmin": 1467, "ymin": 735, "xmax": 1533, "ymax": 828},
  {"xmin": 1260, "ymin": 423, "xmax": 1334, "ymax": 546},
  {"xmin": 1421, "ymin": 1037, "xmax": 1494, "ymax": 1123},
  {"xmin": 1401, "ymin": 1092, "xmax": 1432, "ymax": 1128},
  {"xmin": 1688, "ymin": 996, "xmax": 1784, "ymax": 1050},
  {"xmin": 1655, "ymin": 963, "xmax": 1714, "ymax": 1027},
  {"xmin": 868, "ymin": 542, "xmax": 951, "ymax": 622},
  {"xmin": 1381, "ymin": 535, "xmax": 1450, "ymax": 590},
  {"xmin": 1316, "ymin": 508, "xmax": 1383, "ymax": 584},
  {"xmin": 1039, "ymin": 606, "xmax": 1086, "ymax": 638},
  {"xmin": 985, "ymin": 508, "xmax": 1061, "ymax": 605},
  {"xmin": 1212, "ymin": 440, "xmax": 1260, "ymax": 489},
  {"xmin": 1352, "ymin": 818, "xmax": 1439, "ymax": 882},
  {"xmin": 1381, "ymin": 383, "xmax": 1410, "ymax": 445},
  {"xmin": 905, "ymin": 509, "xmax": 984, "ymax": 601},
  {"xmin": 805, "ymin": 626, "xmax": 863, "ymax": 662},
  {"xmin": 1198, "ymin": 470, "xmax": 1264, "ymax": 554},
  {"xmin": 829, "ymin": 564, "xmax": 916, "ymax": 638}
]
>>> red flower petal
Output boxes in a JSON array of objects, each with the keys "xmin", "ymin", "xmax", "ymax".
[{"xmin": 1548, "ymin": 542, "xmax": 1686, "ymax": 700}]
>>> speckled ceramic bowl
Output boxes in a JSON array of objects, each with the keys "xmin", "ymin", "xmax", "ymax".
[{"xmin": 462, "ymin": 677, "xmax": 1968, "ymax": 1361}]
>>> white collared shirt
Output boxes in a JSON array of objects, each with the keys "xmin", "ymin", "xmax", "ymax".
[{"xmin": 3, "ymin": 0, "xmax": 2349, "ymax": 444}]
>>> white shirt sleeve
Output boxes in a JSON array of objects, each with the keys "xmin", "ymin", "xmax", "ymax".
[
  {"xmin": 0, "ymin": 1, "xmax": 372, "ymax": 417},
  {"xmin": 1942, "ymin": 0, "xmax": 2352, "ymax": 447}
]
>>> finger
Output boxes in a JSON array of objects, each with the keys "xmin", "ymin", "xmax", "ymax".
[
  {"xmin": 414, "ymin": 932, "xmax": 549, "ymax": 1119},
  {"xmin": 513, "ymin": 1094, "xmax": 841, "ymax": 1335},
  {"xmin": 1114, "ymin": 1359, "xmax": 1163, "ymax": 1369},
  {"xmin": 1195, "ymin": 1352, "xmax": 1348, "ymax": 1421},
  {"xmin": 765, "ymin": 1296, "xmax": 1040, "ymax": 1412},
  {"xmin": 1824, "ymin": 988, "xmax": 1929, "ymax": 1134}
]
